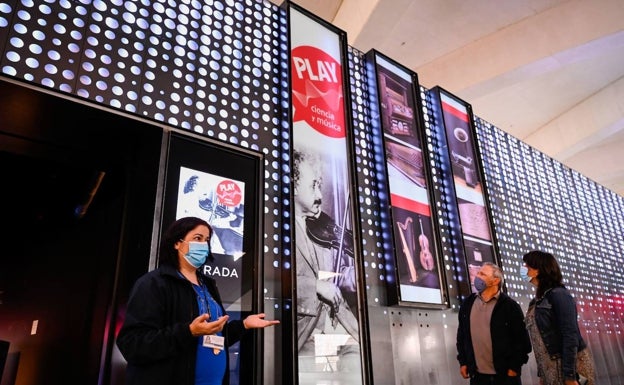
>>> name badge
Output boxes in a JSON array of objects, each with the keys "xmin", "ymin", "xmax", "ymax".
[{"xmin": 203, "ymin": 334, "xmax": 225, "ymax": 351}]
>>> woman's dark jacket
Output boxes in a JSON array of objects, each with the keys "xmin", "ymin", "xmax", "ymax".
[
  {"xmin": 116, "ymin": 264, "xmax": 246, "ymax": 385},
  {"xmin": 456, "ymin": 292, "xmax": 532, "ymax": 376},
  {"xmin": 530, "ymin": 286, "xmax": 586, "ymax": 381}
]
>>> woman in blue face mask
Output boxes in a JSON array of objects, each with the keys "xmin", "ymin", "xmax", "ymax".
[
  {"xmin": 116, "ymin": 216, "xmax": 279, "ymax": 385},
  {"xmin": 521, "ymin": 250, "xmax": 594, "ymax": 385}
]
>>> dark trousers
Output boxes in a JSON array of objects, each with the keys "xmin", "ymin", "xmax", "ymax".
[{"xmin": 470, "ymin": 372, "xmax": 521, "ymax": 385}]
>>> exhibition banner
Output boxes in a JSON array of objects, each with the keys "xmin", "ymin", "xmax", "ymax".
[
  {"xmin": 436, "ymin": 88, "xmax": 498, "ymax": 292},
  {"xmin": 289, "ymin": 5, "xmax": 364, "ymax": 385},
  {"xmin": 367, "ymin": 51, "xmax": 446, "ymax": 306}
]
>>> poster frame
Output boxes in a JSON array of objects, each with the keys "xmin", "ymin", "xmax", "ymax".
[
  {"xmin": 286, "ymin": 2, "xmax": 372, "ymax": 384},
  {"xmin": 159, "ymin": 130, "xmax": 265, "ymax": 385},
  {"xmin": 366, "ymin": 49, "xmax": 448, "ymax": 309},
  {"xmin": 429, "ymin": 86, "xmax": 502, "ymax": 297}
]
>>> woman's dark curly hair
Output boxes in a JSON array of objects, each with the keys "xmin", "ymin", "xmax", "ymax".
[
  {"xmin": 522, "ymin": 250, "xmax": 563, "ymax": 298},
  {"xmin": 159, "ymin": 216, "xmax": 212, "ymax": 268}
]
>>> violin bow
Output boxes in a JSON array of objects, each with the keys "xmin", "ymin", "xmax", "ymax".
[{"xmin": 333, "ymin": 192, "xmax": 351, "ymax": 284}]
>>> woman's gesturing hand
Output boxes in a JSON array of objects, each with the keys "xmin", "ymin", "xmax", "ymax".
[
  {"xmin": 243, "ymin": 313, "xmax": 280, "ymax": 329},
  {"xmin": 190, "ymin": 314, "xmax": 229, "ymax": 336}
]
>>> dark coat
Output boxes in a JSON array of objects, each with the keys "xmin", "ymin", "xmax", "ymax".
[
  {"xmin": 116, "ymin": 264, "xmax": 246, "ymax": 385},
  {"xmin": 531, "ymin": 286, "xmax": 586, "ymax": 380},
  {"xmin": 457, "ymin": 292, "xmax": 532, "ymax": 376}
]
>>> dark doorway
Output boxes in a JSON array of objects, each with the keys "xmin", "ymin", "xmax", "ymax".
[{"xmin": 0, "ymin": 79, "xmax": 163, "ymax": 385}]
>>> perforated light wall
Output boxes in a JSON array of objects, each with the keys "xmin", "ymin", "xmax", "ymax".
[
  {"xmin": 0, "ymin": 3, "xmax": 291, "ymax": 383},
  {"xmin": 476, "ymin": 118, "xmax": 624, "ymax": 382}
]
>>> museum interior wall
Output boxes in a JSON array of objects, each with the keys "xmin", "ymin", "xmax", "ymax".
[{"xmin": 0, "ymin": 1, "xmax": 622, "ymax": 385}]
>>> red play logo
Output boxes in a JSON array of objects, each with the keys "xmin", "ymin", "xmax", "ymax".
[
  {"xmin": 216, "ymin": 180, "xmax": 242, "ymax": 207},
  {"xmin": 291, "ymin": 45, "xmax": 345, "ymax": 138}
]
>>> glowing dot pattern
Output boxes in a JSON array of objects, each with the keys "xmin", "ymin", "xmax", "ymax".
[
  {"xmin": 476, "ymin": 117, "xmax": 624, "ymax": 375},
  {"xmin": 347, "ymin": 46, "xmax": 390, "ymax": 304},
  {"xmin": 0, "ymin": 0, "xmax": 290, "ymax": 318},
  {"xmin": 349, "ymin": 45, "xmax": 623, "ymax": 379}
]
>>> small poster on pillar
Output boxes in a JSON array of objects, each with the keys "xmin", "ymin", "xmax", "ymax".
[
  {"xmin": 289, "ymin": 4, "xmax": 364, "ymax": 385},
  {"xmin": 162, "ymin": 133, "xmax": 263, "ymax": 313},
  {"xmin": 176, "ymin": 166, "xmax": 246, "ymax": 306}
]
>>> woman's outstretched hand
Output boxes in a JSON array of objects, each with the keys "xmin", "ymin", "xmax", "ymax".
[{"xmin": 243, "ymin": 313, "xmax": 280, "ymax": 329}]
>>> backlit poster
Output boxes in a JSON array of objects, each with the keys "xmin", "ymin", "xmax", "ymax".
[
  {"xmin": 368, "ymin": 51, "xmax": 445, "ymax": 306},
  {"xmin": 176, "ymin": 166, "xmax": 246, "ymax": 309},
  {"xmin": 289, "ymin": 4, "xmax": 363, "ymax": 385},
  {"xmin": 161, "ymin": 133, "xmax": 263, "ymax": 385},
  {"xmin": 436, "ymin": 89, "xmax": 498, "ymax": 292},
  {"xmin": 162, "ymin": 133, "xmax": 261, "ymax": 312}
]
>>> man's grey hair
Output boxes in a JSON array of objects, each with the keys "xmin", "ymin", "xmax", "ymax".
[{"xmin": 483, "ymin": 262, "xmax": 504, "ymax": 289}]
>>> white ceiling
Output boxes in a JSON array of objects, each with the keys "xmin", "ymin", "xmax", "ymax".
[{"xmin": 273, "ymin": 0, "xmax": 624, "ymax": 197}]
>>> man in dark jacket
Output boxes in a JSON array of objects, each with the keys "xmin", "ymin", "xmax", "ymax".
[{"xmin": 456, "ymin": 262, "xmax": 532, "ymax": 385}]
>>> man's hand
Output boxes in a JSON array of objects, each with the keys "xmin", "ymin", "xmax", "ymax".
[{"xmin": 460, "ymin": 365, "xmax": 469, "ymax": 379}]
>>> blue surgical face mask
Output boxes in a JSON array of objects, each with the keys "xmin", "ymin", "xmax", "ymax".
[
  {"xmin": 183, "ymin": 241, "xmax": 210, "ymax": 268},
  {"xmin": 473, "ymin": 276, "xmax": 487, "ymax": 292},
  {"xmin": 519, "ymin": 266, "xmax": 532, "ymax": 282}
]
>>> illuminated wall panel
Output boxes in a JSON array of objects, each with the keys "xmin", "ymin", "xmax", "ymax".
[
  {"xmin": 0, "ymin": 1, "xmax": 291, "ymax": 384},
  {"xmin": 348, "ymin": 47, "xmax": 459, "ymax": 385},
  {"xmin": 476, "ymin": 118, "xmax": 624, "ymax": 385},
  {"xmin": 288, "ymin": 5, "xmax": 366, "ymax": 384},
  {"xmin": 428, "ymin": 88, "xmax": 500, "ymax": 298}
]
